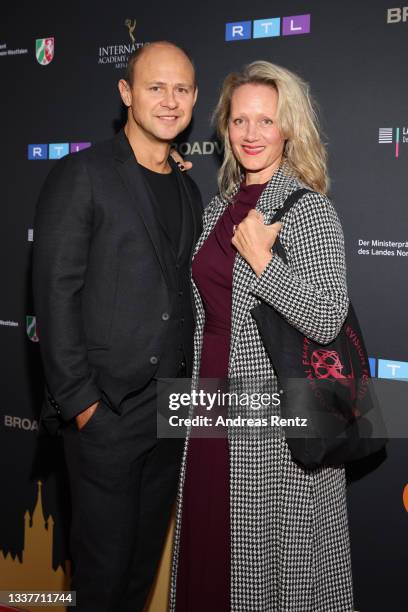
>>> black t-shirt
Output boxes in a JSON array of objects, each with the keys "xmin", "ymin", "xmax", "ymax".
[{"xmin": 139, "ymin": 164, "xmax": 182, "ymax": 250}]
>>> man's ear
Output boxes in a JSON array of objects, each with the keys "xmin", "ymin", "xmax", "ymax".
[
  {"xmin": 118, "ymin": 79, "xmax": 132, "ymax": 107},
  {"xmin": 193, "ymin": 86, "xmax": 198, "ymax": 106}
]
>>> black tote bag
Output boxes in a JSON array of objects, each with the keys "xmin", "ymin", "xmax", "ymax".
[{"xmin": 251, "ymin": 189, "xmax": 387, "ymax": 468}]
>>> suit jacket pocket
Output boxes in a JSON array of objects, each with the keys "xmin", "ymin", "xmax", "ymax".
[{"xmin": 78, "ymin": 398, "xmax": 112, "ymax": 434}]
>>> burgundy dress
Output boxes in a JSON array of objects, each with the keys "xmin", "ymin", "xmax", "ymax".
[{"xmin": 175, "ymin": 182, "xmax": 267, "ymax": 611}]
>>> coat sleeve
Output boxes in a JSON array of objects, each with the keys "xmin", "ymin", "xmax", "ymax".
[
  {"xmin": 32, "ymin": 154, "xmax": 101, "ymax": 422},
  {"xmin": 250, "ymin": 192, "xmax": 349, "ymax": 344}
]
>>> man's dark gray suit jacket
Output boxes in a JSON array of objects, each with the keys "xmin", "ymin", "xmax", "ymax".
[{"xmin": 32, "ymin": 129, "xmax": 203, "ymax": 430}]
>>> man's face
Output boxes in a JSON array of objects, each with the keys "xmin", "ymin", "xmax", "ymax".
[{"xmin": 119, "ymin": 45, "xmax": 197, "ymax": 143}]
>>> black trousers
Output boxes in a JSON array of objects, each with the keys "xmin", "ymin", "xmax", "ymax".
[{"xmin": 62, "ymin": 379, "xmax": 184, "ymax": 612}]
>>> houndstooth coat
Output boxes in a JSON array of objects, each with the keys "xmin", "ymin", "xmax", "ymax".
[{"xmin": 169, "ymin": 167, "xmax": 354, "ymax": 612}]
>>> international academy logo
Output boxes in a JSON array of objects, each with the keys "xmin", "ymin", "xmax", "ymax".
[
  {"xmin": 26, "ymin": 316, "xmax": 39, "ymax": 342},
  {"xmin": 98, "ymin": 18, "xmax": 149, "ymax": 69},
  {"xmin": 35, "ymin": 37, "xmax": 54, "ymax": 65},
  {"xmin": 378, "ymin": 127, "xmax": 408, "ymax": 158}
]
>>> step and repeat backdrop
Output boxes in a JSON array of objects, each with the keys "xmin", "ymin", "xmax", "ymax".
[{"xmin": 1, "ymin": 1, "xmax": 407, "ymax": 610}]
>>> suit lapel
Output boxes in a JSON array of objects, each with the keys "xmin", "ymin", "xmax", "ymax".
[
  {"xmin": 229, "ymin": 168, "xmax": 297, "ymax": 367},
  {"xmin": 113, "ymin": 130, "xmax": 176, "ymax": 288},
  {"xmin": 168, "ymin": 157, "xmax": 201, "ymax": 260}
]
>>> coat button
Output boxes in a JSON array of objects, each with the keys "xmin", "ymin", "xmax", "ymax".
[
  {"xmin": 178, "ymin": 291, "xmax": 183, "ymax": 297},
  {"xmin": 161, "ymin": 312, "xmax": 170, "ymax": 321},
  {"xmin": 150, "ymin": 356, "xmax": 158, "ymax": 365}
]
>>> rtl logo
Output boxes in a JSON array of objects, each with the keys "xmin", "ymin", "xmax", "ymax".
[
  {"xmin": 225, "ymin": 14, "xmax": 311, "ymax": 41},
  {"xmin": 368, "ymin": 357, "xmax": 408, "ymax": 379},
  {"xmin": 28, "ymin": 142, "xmax": 91, "ymax": 160}
]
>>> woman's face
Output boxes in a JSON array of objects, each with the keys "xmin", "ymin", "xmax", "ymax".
[{"xmin": 228, "ymin": 83, "xmax": 285, "ymax": 184}]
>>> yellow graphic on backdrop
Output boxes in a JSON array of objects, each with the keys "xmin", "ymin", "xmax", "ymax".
[
  {"xmin": 0, "ymin": 481, "xmax": 70, "ymax": 611},
  {"xmin": 0, "ymin": 480, "xmax": 174, "ymax": 611}
]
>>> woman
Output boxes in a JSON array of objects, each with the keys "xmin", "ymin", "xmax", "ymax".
[{"xmin": 170, "ymin": 61, "xmax": 354, "ymax": 612}]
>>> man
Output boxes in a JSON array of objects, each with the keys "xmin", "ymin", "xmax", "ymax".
[{"xmin": 32, "ymin": 41, "xmax": 202, "ymax": 611}]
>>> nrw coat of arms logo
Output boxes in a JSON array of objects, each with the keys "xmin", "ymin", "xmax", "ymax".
[
  {"xmin": 36, "ymin": 37, "xmax": 54, "ymax": 65},
  {"xmin": 26, "ymin": 316, "xmax": 39, "ymax": 342}
]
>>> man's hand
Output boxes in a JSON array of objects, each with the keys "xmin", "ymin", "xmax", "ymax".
[
  {"xmin": 231, "ymin": 210, "xmax": 282, "ymax": 277},
  {"xmin": 76, "ymin": 401, "xmax": 99, "ymax": 430}
]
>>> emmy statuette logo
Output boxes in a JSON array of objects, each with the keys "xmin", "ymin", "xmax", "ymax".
[{"xmin": 125, "ymin": 19, "xmax": 137, "ymax": 43}]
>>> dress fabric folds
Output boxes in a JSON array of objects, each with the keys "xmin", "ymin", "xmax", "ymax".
[{"xmin": 175, "ymin": 182, "xmax": 266, "ymax": 611}]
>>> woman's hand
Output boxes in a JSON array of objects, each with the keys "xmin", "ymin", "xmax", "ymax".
[
  {"xmin": 231, "ymin": 210, "xmax": 282, "ymax": 277},
  {"xmin": 170, "ymin": 148, "xmax": 193, "ymax": 171}
]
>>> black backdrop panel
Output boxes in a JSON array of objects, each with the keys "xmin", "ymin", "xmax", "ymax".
[{"xmin": 1, "ymin": 2, "xmax": 407, "ymax": 609}]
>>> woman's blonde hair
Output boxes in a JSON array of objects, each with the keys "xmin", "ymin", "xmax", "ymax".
[{"xmin": 213, "ymin": 61, "xmax": 329, "ymax": 198}]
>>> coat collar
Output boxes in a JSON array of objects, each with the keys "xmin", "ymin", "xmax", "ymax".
[
  {"xmin": 112, "ymin": 128, "xmax": 135, "ymax": 162},
  {"xmin": 253, "ymin": 165, "xmax": 298, "ymax": 219},
  {"xmin": 193, "ymin": 165, "xmax": 297, "ymax": 256},
  {"xmin": 229, "ymin": 166, "xmax": 298, "ymax": 366},
  {"xmin": 192, "ymin": 167, "xmax": 299, "ymax": 366},
  {"xmin": 191, "ymin": 164, "xmax": 299, "ymax": 369}
]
